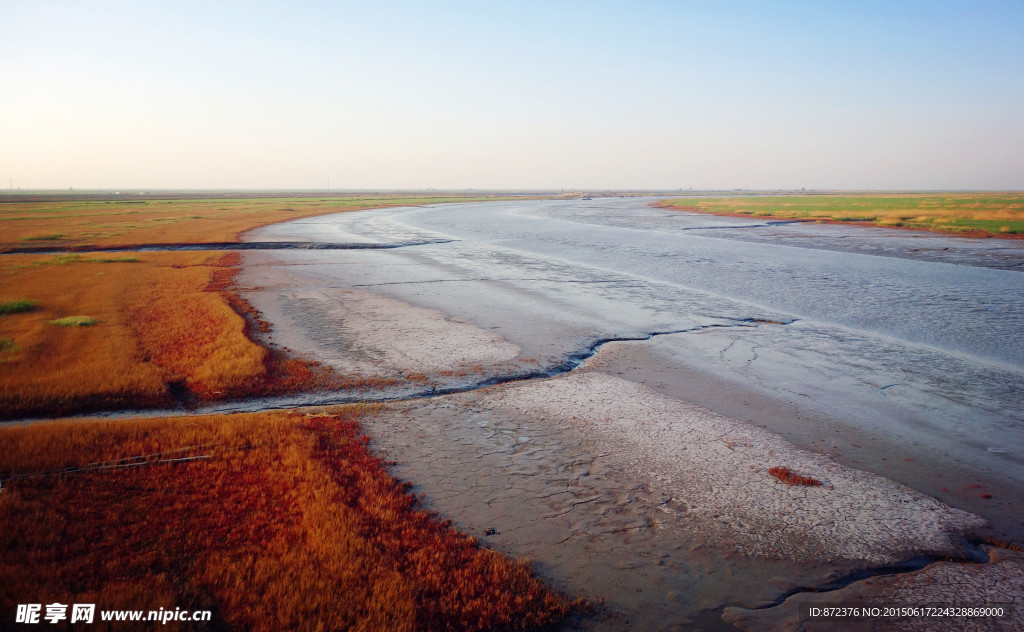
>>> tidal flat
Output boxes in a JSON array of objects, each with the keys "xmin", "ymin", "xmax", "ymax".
[{"xmin": 240, "ymin": 197, "xmax": 1024, "ymax": 630}]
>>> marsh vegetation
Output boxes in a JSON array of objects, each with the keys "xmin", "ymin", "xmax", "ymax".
[
  {"xmin": 658, "ymin": 193, "xmax": 1024, "ymax": 236},
  {"xmin": 0, "ymin": 409, "xmax": 573, "ymax": 631}
]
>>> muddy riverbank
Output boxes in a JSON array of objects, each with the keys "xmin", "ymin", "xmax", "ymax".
[{"xmin": 236, "ymin": 198, "xmax": 1024, "ymax": 629}]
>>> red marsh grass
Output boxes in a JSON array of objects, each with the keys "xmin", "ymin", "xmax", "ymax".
[
  {"xmin": 0, "ymin": 408, "xmax": 574, "ymax": 631},
  {"xmin": 768, "ymin": 466, "xmax": 822, "ymax": 487}
]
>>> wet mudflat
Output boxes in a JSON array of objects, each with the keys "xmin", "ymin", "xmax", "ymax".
[{"xmin": 240, "ymin": 198, "xmax": 1024, "ymax": 630}]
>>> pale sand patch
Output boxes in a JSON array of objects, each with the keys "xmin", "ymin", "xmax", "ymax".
[
  {"xmin": 304, "ymin": 287, "xmax": 520, "ymax": 372},
  {"xmin": 480, "ymin": 372, "xmax": 984, "ymax": 565},
  {"xmin": 723, "ymin": 545, "xmax": 1024, "ymax": 631},
  {"xmin": 242, "ymin": 267, "xmax": 521, "ymax": 377}
]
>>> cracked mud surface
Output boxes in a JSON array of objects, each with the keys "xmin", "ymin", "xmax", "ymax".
[
  {"xmin": 365, "ymin": 397, "xmax": 824, "ymax": 630},
  {"xmin": 239, "ymin": 198, "xmax": 1024, "ymax": 630},
  {"xmin": 364, "ymin": 368, "xmax": 1014, "ymax": 630},
  {"xmin": 481, "ymin": 372, "xmax": 984, "ymax": 565}
]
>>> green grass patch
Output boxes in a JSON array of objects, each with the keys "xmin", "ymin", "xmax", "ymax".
[
  {"xmin": 942, "ymin": 219, "xmax": 1024, "ymax": 234},
  {"xmin": 49, "ymin": 316, "xmax": 100, "ymax": 327},
  {"xmin": 90, "ymin": 256, "xmax": 139, "ymax": 263},
  {"xmin": 19, "ymin": 233, "xmax": 65, "ymax": 241},
  {"xmin": 0, "ymin": 337, "xmax": 18, "ymax": 352},
  {"xmin": 16, "ymin": 254, "xmax": 82, "ymax": 269},
  {"xmin": 14, "ymin": 254, "xmax": 138, "ymax": 271},
  {"xmin": 0, "ymin": 299, "xmax": 39, "ymax": 314}
]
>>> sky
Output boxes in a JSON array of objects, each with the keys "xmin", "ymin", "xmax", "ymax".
[{"xmin": 2, "ymin": 0, "xmax": 1022, "ymax": 190}]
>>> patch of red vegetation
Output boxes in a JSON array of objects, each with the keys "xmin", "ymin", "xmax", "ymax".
[
  {"xmin": 205, "ymin": 252, "xmax": 241, "ymax": 289},
  {"xmin": 768, "ymin": 466, "xmax": 822, "ymax": 487},
  {"xmin": 0, "ymin": 411, "xmax": 577, "ymax": 631},
  {"xmin": 404, "ymin": 371, "xmax": 431, "ymax": 384},
  {"xmin": 304, "ymin": 416, "xmax": 577, "ymax": 630}
]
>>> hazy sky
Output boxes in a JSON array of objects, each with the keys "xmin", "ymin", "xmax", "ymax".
[{"xmin": 2, "ymin": 1, "xmax": 1022, "ymax": 190}]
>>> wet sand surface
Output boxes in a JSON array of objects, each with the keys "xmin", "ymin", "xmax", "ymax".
[{"xmin": 238, "ymin": 198, "xmax": 1024, "ymax": 630}]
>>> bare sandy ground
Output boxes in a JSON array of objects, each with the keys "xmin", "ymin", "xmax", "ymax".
[
  {"xmin": 241, "ymin": 252, "xmax": 1022, "ymax": 630},
  {"xmin": 481, "ymin": 370, "xmax": 983, "ymax": 565},
  {"xmin": 363, "ymin": 366, "xmax": 1022, "ymax": 630},
  {"xmin": 239, "ymin": 261, "xmax": 520, "ymax": 378}
]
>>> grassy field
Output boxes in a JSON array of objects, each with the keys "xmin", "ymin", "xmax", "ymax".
[
  {"xmin": 0, "ymin": 194, "xmax": 520, "ymax": 251},
  {"xmin": 657, "ymin": 193, "xmax": 1024, "ymax": 236},
  {"xmin": 0, "ymin": 408, "xmax": 574, "ymax": 631},
  {"xmin": 0, "ymin": 251, "xmax": 272, "ymax": 418}
]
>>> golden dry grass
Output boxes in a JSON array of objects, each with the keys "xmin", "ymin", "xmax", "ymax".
[
  {"xmin": 0, "ymin": 252, "xmax": 270, "ymax": 418},
  {"xmin": 0, "ymin": 195, "xmax": 520, "ymax": 251},
  {"xmin": 0, "ymin": 408, "xmax": 573, "ymax": 631},
  {"xmin": 0, "ymin": 250, "xmax": 426, "ymax": 419},
  {"xmin": 657, "ymin": 193, "xmax": 1024, "ymax": 236}
]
